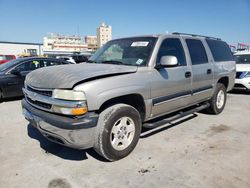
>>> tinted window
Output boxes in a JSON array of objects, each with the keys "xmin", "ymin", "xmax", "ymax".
[
  {"xmin": 206, "ymin": 39, "xmax": 234, "ymax": 61},
  {"xmin": 157, "ymin": 38, "xmax": 186, "ymax": 66},
  {"xmin": 42, "ymin": 60, "xmax": 62, "ymax": 67},
  {"xmin": 16, "ymin": 60, "xmax": 40, "ymax": 71},
  {"xmin": 235, "ymin": 54, "xmax": 250, "ymax": 64},
  {"xmin": 186, "ymin": 39, "xmax": 208, "ymax": 65}
]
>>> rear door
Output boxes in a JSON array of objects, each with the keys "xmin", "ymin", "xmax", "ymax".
[{"xmin": 184, "ymin": 38, "xmax": 214, "ymax": 103}]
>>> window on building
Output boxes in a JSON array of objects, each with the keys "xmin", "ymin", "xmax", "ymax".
[
  {"xmin": 186, "ymin": 39, "xmax": 208, "ymax": 65},
  {"xmin": 27, "ymin": 49, "xmax": 37, "ymax": 56}
]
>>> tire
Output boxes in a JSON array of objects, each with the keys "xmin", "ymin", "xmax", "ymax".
[
  {"xmin": 207, "ymin": 83, "xmax": 227, "ymax": 114},
  {"xmin": 94, "ymin": 104, "xmax": 142, "ymax": 161},
  {"xmin": 0, "ymin": 89, "xmax": 3, "ymax": 102}
]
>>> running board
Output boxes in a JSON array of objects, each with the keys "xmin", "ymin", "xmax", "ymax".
[{"xmin": 143, "ymin": 102, "xmax": 210, "ymax": 129}]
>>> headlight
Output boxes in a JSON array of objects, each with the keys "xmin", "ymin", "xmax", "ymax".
[
  {"xmin": 244, "ymin": 72, "xmax": 250, "ymax": 78},
  {"xmin": 52, "ymin": 105, "xmax": 88, "ymax": 116},
  {"xmin": 53, "ymin": 89, "xmax": 86, "ymax": 101},
  {"xmin": 52, "ymin": 89, "xmax": 88, "ymax": 115}
]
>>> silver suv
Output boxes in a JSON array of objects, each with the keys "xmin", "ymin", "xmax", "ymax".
[{"xmin": 22, "ymin": 33, "xmax": 235, "ymax": 161}]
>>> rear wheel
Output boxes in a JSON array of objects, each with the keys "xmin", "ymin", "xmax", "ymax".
[
  {"xmin": 94, "ymin": 104, "xmax": 142, "ymax": 161},
  {"xmin": 207, "ymin": 83, "xmax": 227, "ymax": 114}
]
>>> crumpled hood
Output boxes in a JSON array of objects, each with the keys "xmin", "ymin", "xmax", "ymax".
[
  {"xmin": 236, "ymin": 64, "xmax": 250, "ymax": 72},
  {"xmin": 26, "ymin": 63, "xmax": 137, "ymax": 89}
]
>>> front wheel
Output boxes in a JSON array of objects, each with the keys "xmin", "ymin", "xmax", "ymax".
[
  {"xmin": 207, "ymin": 83, "xmax": 227, "ymax": 114},
  {"xmin": 94, "ymin": 104, "xmax": 142, "ymax": 161}
]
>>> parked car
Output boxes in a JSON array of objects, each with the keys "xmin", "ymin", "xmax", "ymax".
[
  {"xmin": 57, "ymin": 54, "xmax": 89, "ymax": 64},
  {"xmin": 0, "ymin": 57, "xmax": 72, "ymax": 99},
  {"xmin": 0, "ymin": 55, "xmax": 16, "ymax": 65},
  {"xmin": 22, "ymin": 33, "xmax": 235, "ymax": 161},
  {"xmin": 233, "ymin": 50, "xmax": 250, "ymax": 92}
]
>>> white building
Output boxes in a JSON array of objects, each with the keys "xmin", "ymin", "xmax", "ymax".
[
  {"xmin": 0, "ymin": 41, "xmax": 43, "ymax": 57},
  {"xmin": 96, "ymin": 23, "xmax": 112, "ymax": 48},
  {"xmin": 85, "ymin": 35, "xmax": 98, "ymax": 51},
  {"xmin": 43, "ymin": 33, "xmax": 88, "ymax": 56}
]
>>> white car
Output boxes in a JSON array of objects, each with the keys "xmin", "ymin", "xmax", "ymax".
[
  {"xmin": 56, "ymin": 56, "xmax": 76, "ymax": 64},
  {"xmin": 234, "ymin": 50, "xmax": 250, "ymax": 92}
]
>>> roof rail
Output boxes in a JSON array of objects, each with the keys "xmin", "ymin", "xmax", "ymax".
[{"xmin": 172, "ymin": 32, "xmax": 221, "ymax": 40}]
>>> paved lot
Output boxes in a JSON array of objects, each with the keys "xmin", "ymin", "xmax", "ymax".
[{"xmin": 0, "ymin": 92, "xmax": 250, "ymax": 188}]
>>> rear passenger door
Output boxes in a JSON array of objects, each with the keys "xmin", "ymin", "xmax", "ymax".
[{"xmin": 185, "ymin": 38, "xmax": 213, "ymax": 103}]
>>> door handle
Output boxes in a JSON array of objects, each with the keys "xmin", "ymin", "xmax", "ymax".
[
  {"xmin": 185, "ymin": 71, "xmax": 192, "ymax": 78},
  {"xmin": 207, "ymin": 69, "xmax": 212, "ymax": 74}
]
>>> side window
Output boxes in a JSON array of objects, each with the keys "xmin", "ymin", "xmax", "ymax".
[
  {"xmin": 206, "ymin": 39, "xmax": 234, "ymax": 62},
  {"xmin": 16, "ymin": 60, "xmax": 40, "ymax": 71},
  {"xmin": 157, "ymin": 38, "xmax": 186, "ymax": 66},
  {"xmin": 42, "ymin": 60, "xmax": 62, "ymax": 67},
  {"xmin": 186, "ymin": 39, "xmax": 208, "ymax": 65}
]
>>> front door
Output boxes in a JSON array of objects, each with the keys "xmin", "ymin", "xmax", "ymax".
[
  {"xmin": 4, "ymin": 60, "xmax": 41, "ymax": 97},
  {"xmin": 150, "ymin": 38, "xmax": 192, "ymax": 117}
]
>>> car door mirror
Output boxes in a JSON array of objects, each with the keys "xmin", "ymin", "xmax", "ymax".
[
  {"xmin": 10, "ymin": 68, "xmax": 20, "ymax": 75},
  {"xmin": 160, "ymin": 56, "xmax": 178, "ymax": 67}
]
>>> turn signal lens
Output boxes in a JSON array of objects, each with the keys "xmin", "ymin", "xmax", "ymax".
[
  {"xmin": 71, "ymin": 107, "xmax": 88, "ymax": 115},
  {"xmin": 52, "ymin": 105, "xmax": 88, "ymax": 116}
]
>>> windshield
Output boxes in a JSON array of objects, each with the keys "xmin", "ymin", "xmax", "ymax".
[
  {"xmin": 0, "ymin": 59, "xmax": 21, "ymax": 72},
  {"xmin": 88, "ymin": 37, "xmax": 157, "ymax": 66},
  {"xmin": 235, "ymin": 54, "xmax": 250, "ymax": 64}
]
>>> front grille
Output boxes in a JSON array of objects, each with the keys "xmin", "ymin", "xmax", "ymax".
[
  {"xmin": 236, "ymin": 72, "xmax": 243, "ymax": 79},
  {"xmin": 27, "ymin": 97, "xmax": 52, "ymax": 109},
  {"xmin": 234, "ymin": 84, "xmax": 246, "ymax": 89},
  {"xmin": 27, "ymin": 86, "xmax": 52, "ymax": 97}
]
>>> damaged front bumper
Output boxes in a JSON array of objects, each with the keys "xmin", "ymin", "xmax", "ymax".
[{"xmin": 22, "ymin": 99, "xmax": 99, "ymax": 149}]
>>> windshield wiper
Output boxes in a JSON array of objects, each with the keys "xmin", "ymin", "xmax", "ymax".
[
  {"xmin": 101, "ymin": 60, "xmax": 124, "ymax": 65},
  {"xmin": 101, "ymin": 60, "xmax": 134, "ymax": 66}
]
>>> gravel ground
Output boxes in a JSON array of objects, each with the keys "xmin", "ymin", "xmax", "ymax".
[{"xmin": 0, "ymin": 91, "xmax": 250, "ymax": 188}]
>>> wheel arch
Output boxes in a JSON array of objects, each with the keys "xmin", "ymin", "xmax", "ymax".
[
  {"xmin": 217, "ymin": 76, "xmax": 229, "ymax": 90},
  {"xmin": 97, "ymin": 94, "xmax": 146, "ymax": 122}
]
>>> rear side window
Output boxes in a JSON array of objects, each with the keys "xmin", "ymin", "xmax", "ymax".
[
  {"xmin": 186, "ymin": 39, "xmax": 208, "ymax": 65},
  {"xmin": 206, "ymin": 39, "xmax": 234, "ymax": 61},
  {"xmin": 42, "ymin": 60, "xmax": 62, "ymax": 67}
]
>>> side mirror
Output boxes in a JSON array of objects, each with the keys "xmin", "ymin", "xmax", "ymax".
[
  {"xmin": 10, "ymin": 69, "xmax": 20, "ymax": 75},
  {"xmin": 160, "ymin": 55, "xmax": 178, "ymax": 67}
]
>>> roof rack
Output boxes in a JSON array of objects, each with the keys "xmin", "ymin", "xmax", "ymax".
[{"xmin": 172, "ymin": 32, "xmax": 221, "ymax": 40}]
